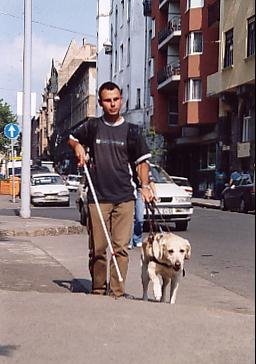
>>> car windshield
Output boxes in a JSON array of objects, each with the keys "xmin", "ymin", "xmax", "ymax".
[
  {"xmin": 172, "ymin": 178, "xmax": 190, "ymax": 187},
  {"xmin": 150, "ymin": 165, "xmax": 174, "ymax": 183},
  {"xmin": 31, "ymin": 175, "xmax": 64, "ymax": 186}
]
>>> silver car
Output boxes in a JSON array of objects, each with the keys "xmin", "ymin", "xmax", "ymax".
[{"xmin": 30, "ymin": 173, "xmax": 70, "ymax": 206}]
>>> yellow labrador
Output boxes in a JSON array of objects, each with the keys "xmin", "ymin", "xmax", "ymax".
[{"xmin": 141, "ymin": 232, "xmax": 191, "ymax": 304}]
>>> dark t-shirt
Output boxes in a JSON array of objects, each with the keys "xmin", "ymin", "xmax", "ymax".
[{"xmin": 71, "ymin": 117, "xmax": 151, "ymax": 203}]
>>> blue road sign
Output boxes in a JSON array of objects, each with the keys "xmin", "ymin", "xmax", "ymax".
[{"xmin": 4, "ymin": 123, "xmax": 20, "ymax": 140}]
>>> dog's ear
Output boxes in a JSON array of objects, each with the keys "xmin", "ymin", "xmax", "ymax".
[
  {"xmin": 185, "ymin": 240, "xmax": 191, "ymax": 260},
  {"xmin": 153, "ymin": 235, "xmax": 165, "ymax": 260}
]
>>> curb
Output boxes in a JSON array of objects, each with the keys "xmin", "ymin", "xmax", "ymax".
[
  {"xmin": 192, "ymin": 201, "xmax": 220, "ymax": 210},
  {"xmin": 0, "ymin": 224, "xmax": 86, "ymax": 237}
]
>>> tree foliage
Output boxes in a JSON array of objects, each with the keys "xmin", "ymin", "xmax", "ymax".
[{"xmin": 0, "ymin": 99, "xmax": 17, "ymax": 154}]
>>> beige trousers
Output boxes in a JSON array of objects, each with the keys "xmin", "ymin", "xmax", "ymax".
[{"xmin": 88, "ymin": 200, "xmax": 134, "ymax": 297}]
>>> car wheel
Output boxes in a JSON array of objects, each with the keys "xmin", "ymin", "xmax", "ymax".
[
  {"xmin": 80, "ymin": 205, "xmax": 87, "ymax": 226},
  {"xmin": 220, "ymin": 198, "xmax": 227, "ymax": 211},
  {"xmin": 175, "ymin": 221, "xmax": 188, "ymax": 231},
  {"xmin": 239, "ymin": 199, "xmax": 247, "ymax": 213}
]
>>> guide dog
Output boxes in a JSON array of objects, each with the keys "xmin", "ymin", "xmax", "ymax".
[{"xmin": 141, "ymin": 232, "xmax": 191, "ymax": 304}]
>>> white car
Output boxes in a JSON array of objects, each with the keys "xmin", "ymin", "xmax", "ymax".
[
  {"xmin": 30, "ymin": 173, "xmax": 70, "ymax": 206},
  {"xmin": 65, "ymin": 174, "xmax": 83, "ymax": 191},
  {"xmin": 147, "ymin": 164, "xmax": 193, "ymax": 231},
  {"xmin": 171, "ymin": 176, "xmax": 193, "ymax": 197}
]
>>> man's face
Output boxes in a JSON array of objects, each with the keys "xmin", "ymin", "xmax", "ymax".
[{"xmin": 98, "ymin": 88, "xmax": 122, "ymax": 119}]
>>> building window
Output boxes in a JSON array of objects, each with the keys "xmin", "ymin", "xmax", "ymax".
[
  {"xmin": 247, "ymin": 16, "xmax": 255, "ymax": 57},
  {"xmin": 136, "ymin": 89, "xmax": 141, "ymax": 109},
  {"xmin": 121, "ymin": 0, "xmax": 124, "ymax": 27},
  {"xmin": 187, "ymin": 0, "xmax": 204, "ymax": 10},
  {"xmin": 224, "ymin": 29, "xmax": 233, "ymax": 68},
  {"xmin": 242, "ymin": 116, "xmax": 254, "ymax": 142},
  {"xmin": 120, "ymin": 44, "xmax": 124, "ymax": 71},
  {"xmin": 115, "ymin": 6, "xmax": 118, "ymax": 35},
  {"xmin": 200, "ymin": 144, "xmax": 216, "ymax": 170},
  {"xmin": 127, "ymin": 0, "xmax": 131, "ymax": 22},
  {"xmin": 185, "ymin": 79, "xmax": 202, "ymax": 101},
  {"xmin": 126, "ymin": 84, "xmax": 130, "ymax": 111},
  {"xmin": 114, "ymin": 50, "xmax": 118, "ymax": 74},
  {"xmin": 127, "ymin": 38, "xmax": 130, "ymax": 66},
  {"xmin": 186, "ymin": 32, "xmax": 203, "ymax": 55}
]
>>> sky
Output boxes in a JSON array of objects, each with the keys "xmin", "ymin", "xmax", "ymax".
[{"xmin": 0, "ymin": 0, "xmax": 97, "ymax": 116}]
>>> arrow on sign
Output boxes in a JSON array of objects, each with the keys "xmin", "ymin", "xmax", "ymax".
[{"xmin": 8, "ymin": 125, "xmax": 16, "ymax": 138}]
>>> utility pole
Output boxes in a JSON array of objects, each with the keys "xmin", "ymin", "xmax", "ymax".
[{"xmin": 20, "ymin": 0, "xmax": 32, "ymax": 218}]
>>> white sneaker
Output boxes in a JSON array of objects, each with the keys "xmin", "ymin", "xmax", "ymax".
[
  {"xmin": 135, "ymin": 242, "xmax": 142, "ymax": 248},
  {"xmin": 128, "ymin": 244, "xmax": 133, "ymax": 250}
]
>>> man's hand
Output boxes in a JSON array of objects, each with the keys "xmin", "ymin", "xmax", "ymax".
[
  {"xmin": 141, "ymin": 185, "xmax": 154, "ymax": 203},
  {"xmin": 68, "ymin": 138, "xmax": 88, "ymax": 167},
  {"xmin": 74, "ymin": 143, "xmax": 87, "ymax": 166}
]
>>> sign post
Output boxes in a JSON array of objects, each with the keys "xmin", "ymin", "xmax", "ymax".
[{"xmin": 4, "ymin": 123, "xmax": 20, "ymax": 203}]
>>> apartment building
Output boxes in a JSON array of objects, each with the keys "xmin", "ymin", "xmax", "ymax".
[
  {"xmin": 35, "ymin": 40, "xmax": 97, "ymax": 171},
  {"xmin": 150, "ymin": 0, "xmax": 220, "ymax": 196},
  {"xmin": 208, "ymin": 0, "xmax": 255, "ymax": 179},
  {"xmin": 97, "ymin": 0, "xmax": 148, "ymax": 126}
]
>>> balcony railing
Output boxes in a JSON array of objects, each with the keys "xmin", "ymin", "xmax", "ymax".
[
  {"xmin": 157, "ymin": 62, "xmax": 180, "ymax": 85},
  {"xmin": 158, "ymin": 16, "xmax": 181, "ymax": 45}
]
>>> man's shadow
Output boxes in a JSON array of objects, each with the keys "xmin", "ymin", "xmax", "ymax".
[{"xmin": 53, "ymin": 278, "xmax": 91, "ymax": 293}]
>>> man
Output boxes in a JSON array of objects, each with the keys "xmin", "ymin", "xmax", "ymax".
[{"xmin": 68, "ymin": 81, "xmax": 152, "ymax": 298}]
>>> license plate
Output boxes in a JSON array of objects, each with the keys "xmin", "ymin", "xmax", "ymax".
[
  {"xmin": 46, "ymin": 196, "xmax": 57, "ymax": 200},
  {"xmin": 159, "ymin": 208, "xmax": 173, "ymax": 215}
]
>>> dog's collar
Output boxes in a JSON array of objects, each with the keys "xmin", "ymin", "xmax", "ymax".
[{"xmin": 149, "ymin": 257, "xmax": 186, "ymax": 276}]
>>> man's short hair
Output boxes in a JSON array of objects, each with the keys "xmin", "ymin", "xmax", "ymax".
[{"xmin": 98, "ymin": 82, "xmax": 121, "ymax": 100}]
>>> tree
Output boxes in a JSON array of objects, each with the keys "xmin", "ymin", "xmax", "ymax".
[{"xmin": 0, "ymin": 99, "xmax": 18, "ymax": 154}]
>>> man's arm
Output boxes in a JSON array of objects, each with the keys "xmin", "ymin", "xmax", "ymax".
[
  {"xmin": 68, "ymin": 138, "xmax": 87, "ymax": 167},
  {"xmin": 137, "ymin": 162, "xmax": 153, "ymax": 203}
]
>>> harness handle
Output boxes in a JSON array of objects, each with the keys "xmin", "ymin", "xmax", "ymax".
[{"xmin": 145, "ymin": 201, "xmax": 172, "ymax": 234}]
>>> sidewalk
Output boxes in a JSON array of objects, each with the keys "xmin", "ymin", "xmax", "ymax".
[{"xmin": 0, "ymin": 232, "xmax": 254, "ymax": 364}]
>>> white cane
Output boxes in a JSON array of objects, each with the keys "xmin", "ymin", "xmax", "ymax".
[{"xmin": 84, "ymin": 164, "xmax": 123, "ymax": 282}]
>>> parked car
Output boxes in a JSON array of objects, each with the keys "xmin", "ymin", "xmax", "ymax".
[
  {"xmin": 147, "ymin": 164, "xmax": 193, "ymax": 231},
  {"xmin": 31, "ymin": 165, "xmax": 50, "ymax": 175},
  {"xmin": 30, "ymin": 173, "xmax": 70, "ymax": 206},
  {"xmin": 220, "ymin": 173, "xmax": 255, "ymax": 213},
  {"xmin": 65, "ymin": 174, "xmax": 83, "ymax": 191},
  {"xmin": 171, "ymin": 176, "xmax": 193, "ymax": 197},
  {"xmin": 76, "ymin": 164, "xmax": 193, "ymax": 231}
]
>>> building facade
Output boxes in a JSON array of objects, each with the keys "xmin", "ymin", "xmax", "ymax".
[
  {"xmin": 208, "ymin": 0, "xmax": 255, "ymax": 180},
  {"xmin": 151, "ymin": 0, "xmax": 220, "ymax": 196}
]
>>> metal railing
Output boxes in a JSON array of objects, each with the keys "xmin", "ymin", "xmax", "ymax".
[
  {"xmin": 158, "ymin": 15, "xmax": 181, "ymax": 45},
  {"xmin": 157, "ymin": 62, "xmax": 180, "ymax": 85}
]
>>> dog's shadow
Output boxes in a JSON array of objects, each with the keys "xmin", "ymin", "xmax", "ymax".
[{"xmin": 53, "ymin": 278, "xmax": 91, "ymax": 293}]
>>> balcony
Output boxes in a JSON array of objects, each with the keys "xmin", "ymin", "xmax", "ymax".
[
  {"xmin": 157, "ymin": 62, "xmax": 180, "ymax": 90},
  {"xmin": 158, "ymin": 16, "xmax": 181, "ymax": 49}
]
